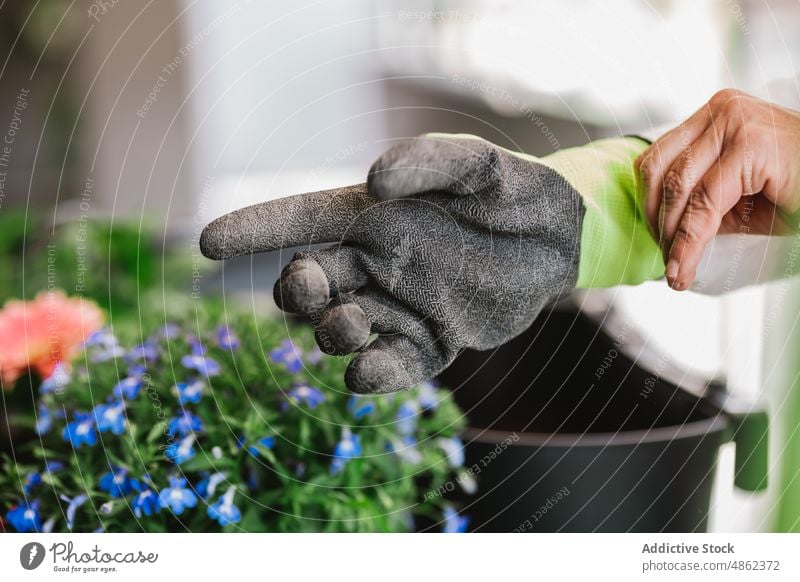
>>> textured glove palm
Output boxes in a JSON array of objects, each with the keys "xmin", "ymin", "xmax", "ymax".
[{"xmin": 201, "ymin": 134, "xmax": 660, "ymax": 393}]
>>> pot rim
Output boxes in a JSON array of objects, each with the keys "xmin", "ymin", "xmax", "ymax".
[{"xmin": 463, "ymin": 412, "xmax": 730, "ymax": 448}]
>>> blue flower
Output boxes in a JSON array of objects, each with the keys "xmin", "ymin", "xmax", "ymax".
[
  {"xmin": 40, "ymin": 362, "xmax": 70, "ymax": 394},
  {"xmin": 437, "ymin": 436, "xmax": 465, "ymax": 468},
  {"xmin": 246, "ymin": 436, "xmax": 276, "ymax": 456},
  {"xmin": 459, "ymin": 472, "xmax": 478, "ymax": 495},
  {"xmin": 85, "ymin": 328, "xmax": 115, "ymax": 347},
  {"xmin": 42, "ymin": 516, "xmax": 56, "ymax": 533},
  {"xmin": 181, "ymin": 354, "xmax": 221, "ymax": 377},
  {"xmin": 6, "ymin": 500, "xmax": 42, "ymax": 532},
  {"xmin": 127, "ymin": 363, "xmax": 147, "ymax": 377},
  {"xmin": 126, "ymin": 342, "xmax": 158, "ymax": 363},
  {"xmin": 269, "ymin": 339, "xmax": 303, "ymax": 373},
  {"xmin": 174, "ymin": 380, "xmax": 204, "ymax": 404},
  {"xmin": 98, "ymin": 468, "xmax": 141, "ymax": 498},
  {"xmin": 287, "ymin": 383, "xmax": 325, "ymax": 408},
  {"xmin": 443, "ymin": 505, "xmax": 469, "ymax": 533},
  {"xmin": 348, "ymin": 395, "xmax": 376, "ymax": 419},
  {"xmin": 417, "ymin": 381, "xmax": 439, "ymax": 410},
  {"xmin": 207, "ymin": 487, "xmax": 241, "ymax": 527},
  {"xmin": 44, "ymin": 460, "xmax": 65, "ymax": 474},
  {"xmin": 85, "ymin": 329, "xmax": 125, "ymax": 362},
  {"xmin": 395, "ymin": 401, "xmax": 419, "ymax": 436},
  {"xmin": 187, "ymin": 336, "xmax": 205, "ymax": 355},
  {"xmin": 246, "ymin": 467, "xmax": 260, "ymax": 490},
  {"xmin": 158, "ymin": 477, "xmax": 197, "ymax": 515},
  {"xmin": 167, "ymin": 410, "xmax": 203, "ymax": 437},
  {"xmin": 23, "ymin": 472, "xmax": 42, "ymax": 494},
  {"xmin": 334, "ymin": 428, "xmax": 362, "ymax": 459},
  {"xmin": 60, "ymin": 493, "xmax": 89, "ymax": 530},
  {"xmin": 330, "ymin": 428, "xmax": 361, "ymax": 474},
  {"xmin": 215, "ymin": 326, "xmax": 239, "ymax": 350},
  {"xmin": 93, "ymin": 400, "xmax": 127, "ymax": 435},
  {"xmin": 156, "ymin": 323, "xmax": 180, "ymax": 339},
  {"xmin": 164, "ymin": 435, "xmax": 196, "ymax": 465},
  {"xmin": 35, "ymin": 403, "xmax": 53, "ymax": 435},
  {"xmin": 133, "ymin": 489, "xmax": 161, "ymax": 518},
  {"xmin": 306, "ymin": 346, "xmax": 323, "ymax": 364},
  {"xmin": 92, "ymin": 345, "xmax": 126, "ymax": 362},
  {"xmin": 62, "ymin": 412, "xmax": 97, "ymax": 448},
  {"xmin": 197, "ymin": 472, "xmax": 228, "ymax": 498},
  {"xmin": 387, "ymin": 435, "xmax": 422, "ymax": 464},
  {"xmin": 113, "ymin": 377, "xmax": 142, "ymax": 400}
]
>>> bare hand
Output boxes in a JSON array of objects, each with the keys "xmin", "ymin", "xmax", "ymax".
[{"xmin": 635, "ymin": 89, "xmax": 800, "ymax": 290}]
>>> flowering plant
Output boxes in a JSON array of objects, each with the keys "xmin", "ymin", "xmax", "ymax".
[
  {"xmin": 0, "ymin": 291, "xmax": 104, "ymax": 387},
  {"xmin": 0, "ymin": 310, "xmax": 468, "ymax": 532}
]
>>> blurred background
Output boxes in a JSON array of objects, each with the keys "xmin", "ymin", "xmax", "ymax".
[{"xmin": 1, "ymin": 0, "xmax": 800, "ymax": 532}]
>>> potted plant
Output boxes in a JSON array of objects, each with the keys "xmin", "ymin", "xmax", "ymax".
[{"xmin": 0, "ymin": 302, "xmax": 469, "ymax": 532}]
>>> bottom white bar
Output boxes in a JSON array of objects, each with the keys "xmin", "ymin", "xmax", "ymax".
[{"xmin": 1, "ymin": 533, "xmax": 798, "ymax": 581}]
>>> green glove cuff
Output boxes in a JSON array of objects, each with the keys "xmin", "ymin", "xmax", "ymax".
[
  {"xmin": 778, "ymin": 205, "xmax": 800, "ymax": 233},
  {"xmin": 537, "ymin": 137, "xmax": 664, "ymax": 288}
]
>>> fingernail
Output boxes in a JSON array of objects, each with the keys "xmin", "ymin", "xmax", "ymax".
[{"xmin": 665, "ymin": 258, "xmax": 679, "ymax": 282}]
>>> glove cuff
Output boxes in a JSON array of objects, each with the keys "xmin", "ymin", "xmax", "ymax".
[{"xmin": 539, "ymin": 137, "xmax": 665, "ymax": 288}]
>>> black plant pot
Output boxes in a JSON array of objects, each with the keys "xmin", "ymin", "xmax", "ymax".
[{"xmin": 438, "ymin": 308, "xmax": 768, "ymax": 532}]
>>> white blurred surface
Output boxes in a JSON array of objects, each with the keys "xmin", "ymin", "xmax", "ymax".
[{"xmin": 376, "ymin": 0, "xmax": 725, "ymax": 127}]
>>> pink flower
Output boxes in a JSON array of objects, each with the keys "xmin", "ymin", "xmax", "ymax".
[{"xmin": 0, "ymin": 291, "xmax": 104, "ymax": 388}]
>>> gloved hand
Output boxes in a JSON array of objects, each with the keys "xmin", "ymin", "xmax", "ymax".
[{"xmin": 200, "ymin": 134, "xmax": 663, "ymax": 394}]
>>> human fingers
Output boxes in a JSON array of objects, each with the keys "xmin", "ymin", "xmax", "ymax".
[
  {"xmin": 666, "ymin": 148, "xmax": 749, "ymax": 290},
  {"xmin": 636, "ymin": 105, "xmax": 711, "ymax": 236},
  {"xmin": 658, "ymin": 124, "xmax": 723, "ymax": 258}
]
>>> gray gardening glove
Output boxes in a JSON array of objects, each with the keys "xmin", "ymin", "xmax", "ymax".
[{"xmin": 200, "ymin": 133, "xmax": 658, "ymax": 393}]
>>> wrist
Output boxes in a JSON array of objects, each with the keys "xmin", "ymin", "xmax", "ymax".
[
  {"xmin": 539, "ymin": 137, "xmax": 665, "ymax": 288},
  {"xmin": 778, "ymin": 200, "xmax": 800, "ymax": 232}
]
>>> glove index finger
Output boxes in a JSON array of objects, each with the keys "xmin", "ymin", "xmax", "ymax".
[{"xmin": 199, "ymin": 183, "xmax": 373, "ymax": 260}]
